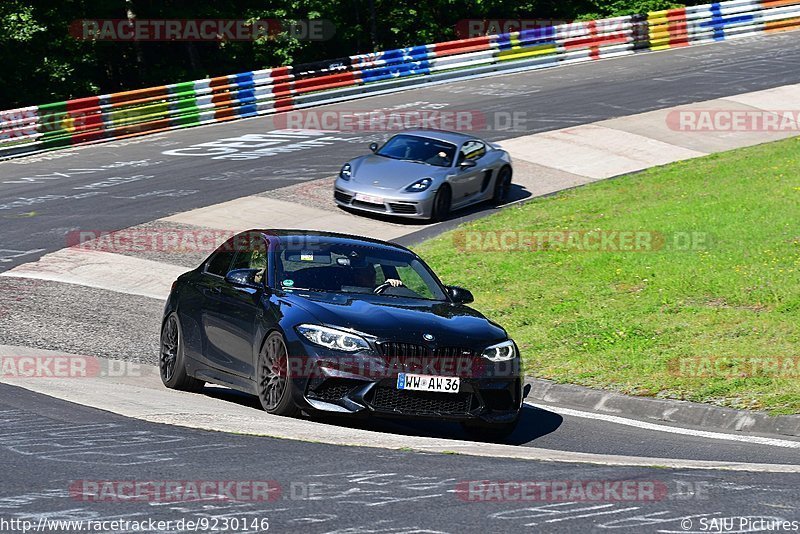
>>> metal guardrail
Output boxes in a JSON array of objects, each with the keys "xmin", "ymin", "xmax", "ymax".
[{"xmin": 1, "ymin": 0, "xmax": 798, "ymax": 159}]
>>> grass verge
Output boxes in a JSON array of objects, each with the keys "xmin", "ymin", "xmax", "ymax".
[{"xmin": 415, "ymin": 137, "xmax": 800, "ymax": 415}]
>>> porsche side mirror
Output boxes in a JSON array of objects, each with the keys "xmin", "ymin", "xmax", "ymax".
[
  {"xmin": 446, "ymin": 285, "xmax": 474, "ymax": 304},
  {"xmin": 369, "ymin": 142, "xmax": 379, "ymax": 153},
  {"xmin": 459, "ymin": 159, "xmax": 477, "ymax": 169}
]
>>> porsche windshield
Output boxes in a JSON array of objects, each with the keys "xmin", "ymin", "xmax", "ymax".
[
  {"xmin": 376, "ymin": 134, "xmax": 457, "ymax": 167},
  {"xmin": 275, "ymin": 241, "xmax": 447, "ymax": 301}
]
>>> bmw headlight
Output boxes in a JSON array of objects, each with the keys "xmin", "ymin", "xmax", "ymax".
[
  {"xmin": 296, "ymin": 324, "xmax": 370, "ymax": 352},
  {"xmin": 481, "ymin": 340, "xmax": 517, "ymax": 362},
  {"xmin": 405, "ymin": 177, "xmax": 433, "ymax": 192},
  {"xmin": 340, "ymin": 163, "xmax": 352, "ymax": 180}
]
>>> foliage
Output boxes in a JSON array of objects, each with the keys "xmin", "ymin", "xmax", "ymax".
[{"xmin": 1, "ymin": 0, "xmax": 705, "ymax": 108}]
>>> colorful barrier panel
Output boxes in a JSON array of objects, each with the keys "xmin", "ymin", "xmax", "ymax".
[{"xmin": 1, "ymin": 0, "xmax": 799, "ymax": 159}]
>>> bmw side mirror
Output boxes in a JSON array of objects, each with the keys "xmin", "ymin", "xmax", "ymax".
[
  {"xmin": 225, "ymin": 268, "xmax": 262, "ymax": 290},
  {"xmin": 447, "ymin": 286, "xmax": 474, "ymax": 304},
  {"xmin": 369, "ymin": 142, "xmax": 379, "ymax": 153},
  {"xmin": 459, "ymin": 159, "xmax": 477, "ymax": 169}
]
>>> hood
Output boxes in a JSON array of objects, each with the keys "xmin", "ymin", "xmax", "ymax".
[
  {"xmin": 349, "ymin": 154, "xmax": 449, "ymax": 191},
  {"xmin": 281, "ymin": 291, "xmax": 506, "ymax": 348}
]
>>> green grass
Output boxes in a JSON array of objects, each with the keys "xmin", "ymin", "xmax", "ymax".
[{"xmin": 415, "ymin": 137, "xmax": 800, "ymax": 415}]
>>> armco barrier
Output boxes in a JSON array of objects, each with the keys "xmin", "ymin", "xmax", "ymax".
[{"xmin": 1, "ymin": 0, "xmax": 799, "ymax": 159}]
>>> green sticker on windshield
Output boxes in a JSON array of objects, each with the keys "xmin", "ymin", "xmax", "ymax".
[{"xmin": 282, "ymin": 279, "xmax": 295, "ymax": 287}]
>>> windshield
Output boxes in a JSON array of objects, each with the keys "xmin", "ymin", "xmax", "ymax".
[
  {"xmin": 275, "ymin": 240, "xmax": 447, "ymax": 301},
  {"xmin": 376, "ymin": 134, "xmax": 456, "ymax": 167}
]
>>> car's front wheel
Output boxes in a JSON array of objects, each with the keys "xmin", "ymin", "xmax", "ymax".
[
  {"xmin": 430, "ymin": 184, "xmax": 452, "ymax": 222},
  {"xmin": 492, "ymin": 166, "xmax": 512, "ymax": 204},
  {"xmin": 257, "ymin": 331, "xmax": 300, "ymax": 416},
  {"xmin": 160, "ymin": 313, "xmax": 205, "ymax": 392}
]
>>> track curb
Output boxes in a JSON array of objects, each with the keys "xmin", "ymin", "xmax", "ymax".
[{"xmin": 525, "ymin": 378, "xmax": 800, "ymax": 438}]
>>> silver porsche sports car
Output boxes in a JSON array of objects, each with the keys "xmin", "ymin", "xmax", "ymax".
[{"xmin": 334, "ymin": 130, "xmax": 513, "ymax": 221}]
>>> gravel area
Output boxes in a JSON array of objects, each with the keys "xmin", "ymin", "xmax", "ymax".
[
  {"xmin": 257, "ymin": 175, "xmax": 340, "ymax": 212},
  {"xmin": 0, "ymin": 277, "xmax": 162, "ymax": 364},
  {"xmin": 86, "ymin": 220, "xmax": 214, "ymax": 268}
]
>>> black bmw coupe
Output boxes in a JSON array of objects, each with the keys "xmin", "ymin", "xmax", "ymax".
[{"xmin": 160, "ymin": 230, "xmax": 524, "ymax": 439}]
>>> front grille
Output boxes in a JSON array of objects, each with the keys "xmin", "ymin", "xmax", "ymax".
[
  {"xmin": 378, "ymin": 342, "xmax": 428, "ymax": 359},
  {"xmin": 369, "ymin": 387, "xmax": 475, "ymax": 416},
  {"xmin": 377, "ymin": 343, "xmax": 477, "ymax": 375},
  {"xmin": 307, "ymin": 378, "xmax": 362, "ymax": 402},
  {"xmin": 334, "ymin": 190, "xmax": 353, "ymax": 204},
  {"xmin": 352, "ymin": 200, "xmax": 387, "ymax": 211},
  {"xmin": 388, "ymin": 203, "xmax": 417, "ymax": 214},
  {"xmin": 378, "ymin": 342, "xmax": 475, "ymax": 359}
]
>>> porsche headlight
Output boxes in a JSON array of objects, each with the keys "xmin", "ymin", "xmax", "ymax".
[
  {"xmin": 405, "ymin": 177, "xmax": 433, "ymax": 192},
  {"xmin": 340, "ymin": 163, "xmax": 352, "ymax": 180},
  {"xmin": 481, "ymin": 340, "xmax": 517, "ymax": 362},
  {"xmin": 296, "ymin": 324, "xmax": 370, "ymax": 352}
]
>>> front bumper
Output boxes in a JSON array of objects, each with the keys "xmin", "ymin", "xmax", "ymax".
[
  {"xmin": 333, "ymin": 180, "xmax": 436, "ymax": 220},
  {"xmin": 284, "ymin": 333, "xmax": 523, "ymax": 424}
]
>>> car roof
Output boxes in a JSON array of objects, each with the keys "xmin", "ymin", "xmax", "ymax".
[
  {"xmin": 393, "ymin": 129, "xmax": 478, "ymax": 144},
  {"xmin": 245, "ymin": 229, "xmax": 416, "ymax": 255}
]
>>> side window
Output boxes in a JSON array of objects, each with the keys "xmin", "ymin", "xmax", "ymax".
[
  {"xmin": 458, "ymin": 140, "xmax": 486, "ymax": 164},
  {"xmin": 231, "ymin": 234, "xmax": 268, "ymax": 272},
  {"xmin": 205, "ymin": 240, "xmax": 236, "ymax": 277}
]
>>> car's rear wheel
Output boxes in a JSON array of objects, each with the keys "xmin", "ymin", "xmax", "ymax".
[
  {"xmin": 461, "ymin": 417, "xmax": 519, "ymax": 443},
  {"xmin": 257, "ymin": 331, "xmax": 300, "ymax": 416},
  {"xmin": 492, "ymin": 166, "xmax": 512, "ymax": 204},
  {"xmin": 431, "ymin": 184, "xmax": 452, "ymax": 222},
  {"xmin": 160, "ymin": 313, "xmax": 205, "ymax": 392}
]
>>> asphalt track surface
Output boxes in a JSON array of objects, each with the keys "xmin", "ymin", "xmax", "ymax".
[
  {"xmin": 2, "ymin": 384, "xmax": 799, "ymax": 534},
  {"xmin": 2, "ymin": 32, "xmax": 800, "ymax": 271}
]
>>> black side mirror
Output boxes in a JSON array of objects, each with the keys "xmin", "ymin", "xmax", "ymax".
[
  {"xmin": 459, "ymin": 159, "xmax": 477, "ymax": 169},
  {"xmin": 369, "ymin": 142, "xmax": 379, "ymax": 153},
  {"xmin": 446, "ymin": 285, "xmax": 474, "ymax": 304},
  {"xmin": 225, "ymin": 268, "xmax": 262, "ymax": 290}
]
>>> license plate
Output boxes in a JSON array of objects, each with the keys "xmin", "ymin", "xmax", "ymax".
[
  {"xmin": 397, "ymin": 373, "xmax": 460, "ymax": 393},
  {"xmin": 354, "ymin": 193, "xmax": 384, "ymax": 205}
]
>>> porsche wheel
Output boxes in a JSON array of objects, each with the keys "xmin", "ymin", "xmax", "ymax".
[
  {"xmin": 431, "ymin": 184, "xmax": 452, "ymax": 222},
  {"xmin": 492, "ymin": 166, "xmax": 512, "ymax": 204}
]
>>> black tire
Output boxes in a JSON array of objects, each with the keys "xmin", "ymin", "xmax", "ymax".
[
  {"xmin": 430, "ymin": 184, "xmax": 452, "ymax": 222},
  {"xmin": 461, "ymin": 417, "xmax": 519, "ymax": 443},
  {"xmin": 256, "ymin": 331, "xmax": 300, "ymax": 416},
  {"xmin": 160, "ymin": 313, "xmax": 205, "ymax": 392},
  {"xmin": 492, "ymin": 166, "xmax": 512, "ymax": 204}
]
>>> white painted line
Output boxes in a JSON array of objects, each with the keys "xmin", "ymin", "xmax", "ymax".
[
  {"xmin": 529, "ymin": 402, "xmax": 800, "ymax": 449},
  {"xmin": 540, "ymin": 506, "xmax": 641, "ymax": 525}
]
